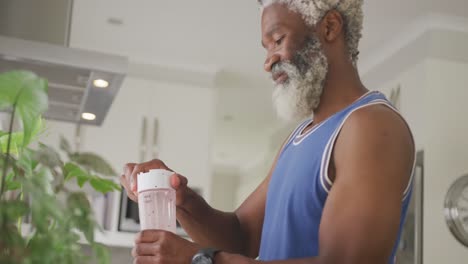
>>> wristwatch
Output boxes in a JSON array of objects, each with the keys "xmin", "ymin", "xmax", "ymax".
[{"xmin": 191, "ymin": 248, "xmax": 220, "ymax": 264}]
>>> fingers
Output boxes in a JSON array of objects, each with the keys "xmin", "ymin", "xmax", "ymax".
[
  {"xmin": 170, "ymin": 174, "xmax": 188, "ymax": 190},
  {"xmin": 170, "ymin": 174, "xmax": 191, "ymax": 207},
  {"xmin": 133, "ymin": 256, "xmax": 159, "ymax": 264},
  {"xmin": 132, "ymin": 243, "xmax": 161, "ymax": 257},
  {"xmin": 130, "ymin": 159, "xmax": 172, "ymax": 192},
  {"xmin": 135, "ymin": 229, "xmax": 171, "ymax": 244},
  {"xmin": 124, "ymin": 163, "xmax": 137, "ymax": 177},
  {"xmin": 120, "ymin": 174, "xmax": 138, "ymax": 201},
  {"xmin": 122, "ymin": 160, "xmax": 184, "ymax": 203},
  {"xmin": 121, "ymin": 163, "xmax": 138, "ymax": 201},
  {"xmin": 132, "ymin": 230, "xmax": 199, "ymax": 264}
]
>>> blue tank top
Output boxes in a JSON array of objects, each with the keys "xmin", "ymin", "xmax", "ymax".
[{"xmin": 259, "ymin": 91, "xmax": 414, "ymax": 263}]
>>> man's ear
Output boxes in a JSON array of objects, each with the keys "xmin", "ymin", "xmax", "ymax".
[{"xmin": 319, "ymin": 10, "xmax": 344, "ymax": 42}]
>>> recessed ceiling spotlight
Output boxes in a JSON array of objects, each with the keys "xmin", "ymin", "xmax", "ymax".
[
  {"xmin": 93, "ymin": 79, "xmax": 109, "ymax": 88},
  {"xmin": 81, "ymin": 112, "xmax": 96, "ymax": 121}
]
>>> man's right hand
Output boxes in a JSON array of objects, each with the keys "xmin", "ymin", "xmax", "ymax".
[{"xmin": 120, "ymin": 159, "xmax": 190, "ymax": 206}]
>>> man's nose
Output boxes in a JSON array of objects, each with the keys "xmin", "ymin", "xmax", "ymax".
[{"xmin": 264, "ymin": 53, "xmax": 280, "ymax": 73}]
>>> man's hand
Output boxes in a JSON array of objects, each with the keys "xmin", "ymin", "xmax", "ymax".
[
  {"xmin": 120, "ymin": 159, "xmax": 190, "ymax": 205},
  {"xmin": 132, "ymin": 230, "xmax": 200, "ymax": 264}
]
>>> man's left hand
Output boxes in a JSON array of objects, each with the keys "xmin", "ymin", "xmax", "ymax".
[{"xmin": 132, "ymin": 230, "xmax": 200, "ymax": 264}]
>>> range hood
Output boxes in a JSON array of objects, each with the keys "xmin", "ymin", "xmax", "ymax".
[{"xmin": 0, "ymin": 0, "xmax": 128, "ymax": 126}]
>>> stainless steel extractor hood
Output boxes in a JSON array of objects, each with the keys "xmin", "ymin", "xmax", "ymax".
[{"xmin": 0, "ymin": 0, "xmax": 128, "ymax": 126}]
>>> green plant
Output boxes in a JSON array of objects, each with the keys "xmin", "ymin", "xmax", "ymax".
[{"xmin": 0, "ymin": 71, "xmax": 121, "ymax": 263}]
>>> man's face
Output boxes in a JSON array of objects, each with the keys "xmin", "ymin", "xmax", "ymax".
[{"xmin": 261, "ymin": 3, "xmax": 329, "ymax": 121}]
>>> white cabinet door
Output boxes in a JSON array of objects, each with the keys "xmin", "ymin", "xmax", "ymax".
[
  {"xmin": 70, "ymin": 0, "xmax": 161, "ymax": 58},
  {"xmin": 146, "ymin": 81, "xmax": 216, "ymax": 202}
]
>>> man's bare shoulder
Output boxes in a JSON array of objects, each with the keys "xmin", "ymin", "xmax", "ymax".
[
  {"xmin": 334, "ymin": 103, "xmax": 415, "ymax": 183},
  {"xmin": 345, "ymin": 103, "xmax": 413, "ymax": 142}
]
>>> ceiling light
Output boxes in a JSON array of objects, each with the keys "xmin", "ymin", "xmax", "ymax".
[
  {"xmin": 81, "ymin": 112, "xmax": 96, "ymax": 121},
  {"xmin": 93, "ymin": 79, "xmax": 109, "ymax": 88}
]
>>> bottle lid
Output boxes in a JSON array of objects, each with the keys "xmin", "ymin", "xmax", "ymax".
[{"xmin": 137, "ymin": 169, "xmax": 174, "ymax": 193}]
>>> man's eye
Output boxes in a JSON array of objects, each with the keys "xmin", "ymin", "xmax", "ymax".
[{"xmin": 275, "ymin": 36, "xmax": 285, "ymax": 46}]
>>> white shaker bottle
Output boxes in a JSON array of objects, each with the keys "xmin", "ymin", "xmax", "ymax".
[{"xmin": 137, "ymin": 169, "xmax": 176, "ymax": 232}]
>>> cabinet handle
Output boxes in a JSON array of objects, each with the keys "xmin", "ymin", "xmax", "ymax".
[
  {"xmin": 139, "ymin": 117, "xmax": 148, "ymax": 162},
  {"xmin": 152, "ymin": 118, "xmax": 159, "ymax": 158}
]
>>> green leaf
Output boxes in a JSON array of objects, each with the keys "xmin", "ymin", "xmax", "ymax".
[
  {"xmin": 63, "ymin": 162, "xmax": 93, "ymax": 187},
  {"xmin": 59, "ymin": 135, "xmax": 72, "ymax": 155},
  {"xmin": 0, "ymin": 119, "xmax": 45, "ymax": 156},
  {"xmin": 0, "ymin": 71, "xmax": 48, "ymax": 148},
  {"xmin": 92, "ymin": 243, "xmax": 110, "ymax": 264},
  {"xmin": 69, "ymin": 152, "xmax": 117, "ymax": 177},
  {"xmin": 77, "ymin": 174, "xmax": 88, "ymax": 187},
  {"xmin": 27, "ymin": 193, "xmax": 63, "ymax": 233},
  {"xmin": 63, "ymin": 162, "xmax": 80, "ymax": 179},
  {"xmin": 0, "ymin": 131, "xmax": 22, "ymax": 155},
  {"xmin": 5, "ymin": 170, "xmax": 14, "ymax": 181},
  {"xmin": 21, "ymin": 167, "xmax": 56, "ymax": 209},
  {"xmin": 35, "ymin": 143, "xmax": 63, "ymax": 169},
  {"xmin": 0, "ymin": 200, "xmax": 29, "ymax": 220},
  {"xmin": 63, "ymin": 162, "xmax": 118, "ymax": 191},
  {"xmin": 67, "ymin": 192, "xmax": 95, "ymax": 243},
  {"xmin": 17, "ymin": 148, "xmax": 35, "ymax": 179},
  {"xmin": 89, "ymin": 178, "xmax": 120, "ymax": 194},
  {"xmin": 6, "ymin": 180, "xmax": 21, "ymax": 191}
]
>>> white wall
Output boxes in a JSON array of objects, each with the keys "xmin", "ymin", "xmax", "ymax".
[
  {"xmin": 211, "ymin": 167, "xmax": 240, "ymax": 212},
  {"xmin": 377, "ymin": 60, "xmax": 428, "ymax": 150},
  {"xmin": 423, "ymin": 59, "xmax": 468, "ymax": 263},
  {"xmin": 233, "ymin": 121, "xmax": 304, "ymax": 208},
  {"xmin": 234, "ymin": 145, "xmax": 276, "ymax": 208},
  {"xmin": 380, "ymin": 59, "xmax": 468, "ymax": 264}
]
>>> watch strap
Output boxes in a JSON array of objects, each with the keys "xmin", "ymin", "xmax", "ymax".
[{"xmin": 192, "ymin": 248, "xmax": 220, "ymax": 264}]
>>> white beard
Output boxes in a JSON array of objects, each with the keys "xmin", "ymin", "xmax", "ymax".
[{"xmin": 271, "ymin": 38, "xmax": 329, "ymax": 122}]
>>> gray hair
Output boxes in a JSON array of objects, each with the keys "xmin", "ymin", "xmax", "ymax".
[{"xmin": 258, "ymin": 0, "xmax": 364, "ymax": 65}]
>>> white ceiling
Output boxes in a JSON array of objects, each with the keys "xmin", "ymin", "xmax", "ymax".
[
  {"xmin": 70, "ymin": 0, "xmax": 468, "ymax": 170},
  {"xmin": 70, "ymin": 0, "xmax": 468, "ymax": 76},
  {"xmin": 361, "ymin": 0, "xmax": 468, "ymax": 54}
]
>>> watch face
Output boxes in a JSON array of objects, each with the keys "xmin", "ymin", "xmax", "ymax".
[
  {"xmin": 445, "ymin": 174, "xmax": 468, "ymax": 247},
  {"xmin": 192, "ymin": 254, "xmax": 213, "ymax": 264}
]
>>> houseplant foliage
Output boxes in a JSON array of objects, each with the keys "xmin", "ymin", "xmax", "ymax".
[{"xmin": 0, "ymin": 71, "xmax": 120, "ymax": 263}]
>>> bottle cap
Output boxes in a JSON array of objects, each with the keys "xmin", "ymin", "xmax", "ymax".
[{"xmin": 137, "ymin": 169, "xmax": 174, "ymax": 193}]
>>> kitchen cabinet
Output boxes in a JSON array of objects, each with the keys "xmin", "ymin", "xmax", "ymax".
[
  {"xmin": 81, "ymin": 76, "xmax": 215, "ymax": 245},
  {"xmin": 81, "ymin": 76, "xmax": 216, "ymax": 194}
]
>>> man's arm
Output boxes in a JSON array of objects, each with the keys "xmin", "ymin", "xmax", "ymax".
[
  {"xmin": 130, "ymin": 140, "xmax": 292, "ymax": 264},
  {"xmin": 178, "ymin": 141, "xmax": 285, "ymax": 257},
  {"xmin": 176, "ymin": 172, "xmax": 271, "ymax": 256},
  {"xmin": 123, "ymin": 138, "xmax": 287, "ymax": 257},
  {"xmin": 214, "ymin": 105, "xmax": 415, "ymax": 264}
]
